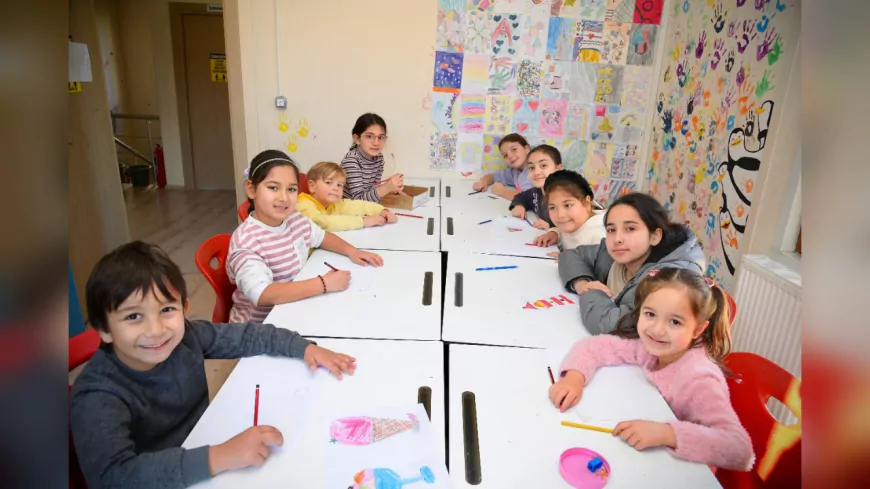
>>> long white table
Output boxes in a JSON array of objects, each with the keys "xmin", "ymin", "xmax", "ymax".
[
  {"xmin": 332, "ymin": 204, "xmax": 440, "ymax": 252},
  {"xmin": 440, "ymin": 178, "xmax": 513, "ymax": 212},
  {"xmin": 441, "ymin": 210, "xmax": 557, "ymax": 259},
  {"xmin": 265, "ymin": 249, "xmax": 442, "ymax": 341},
  {"xmin": 442, "ymin": 252, "xmax": 587, "ymax": 348},
  {"xmin": 447, "ymin": 344, "xmax": 723, "ymax": 488},
  {"xmin": 403, "ymin": 177, "xmax": 441, "ymax": 208},
  {"xmin": 184, "ymin": 338, "xmax": 446, "ymax": 488}
]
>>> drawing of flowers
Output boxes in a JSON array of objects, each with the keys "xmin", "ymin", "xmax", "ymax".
[
  {"xmin": 437, "ymin": 9, "xmax": 465, "ymax": 52},
  {"xmin": 464, "ymin": 11, "xmax": 491, "ymax": 54}
]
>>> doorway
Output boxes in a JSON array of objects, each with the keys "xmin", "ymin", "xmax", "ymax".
[{"xmin": 171, "ymin": 3, "xmax": 234, "ymax": 190}]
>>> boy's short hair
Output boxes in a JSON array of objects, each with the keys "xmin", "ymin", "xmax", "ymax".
[
  {"xmin": 307, "ymin": 162, "xmax": 345, "ymax": 183},
  {"xmin": 86, "ymin": 241, "xmax": 188, "ymax": 332}
]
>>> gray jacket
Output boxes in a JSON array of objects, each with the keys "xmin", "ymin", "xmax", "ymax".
[{"xmin": 558, "ymin": 226, "xmax": 706, "ymax": 335}]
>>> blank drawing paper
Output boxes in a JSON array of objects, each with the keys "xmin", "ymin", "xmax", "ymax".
[
  {"xmin": 308, "ymin": 255, "xmax": 376, "ymax": 292},
  {"xmin": 325, "ymin": 404, "xmax": 452, "ymax": 489}
]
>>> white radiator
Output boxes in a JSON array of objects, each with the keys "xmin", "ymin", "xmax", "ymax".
[{"xmin": 731, "ymin": 255, "xmax": 802, "ymax": 379}]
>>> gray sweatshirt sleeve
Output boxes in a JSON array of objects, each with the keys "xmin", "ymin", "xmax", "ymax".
[
  {"xmin": 71, "ymin": 390, "xmax": 211, "ymax": 489},
  {"xmin": 577, "ymin": 290, "xmax": 636, "ymax": 335},
  {"xmin": 187, "ymin": 319, "xmax": 313, "ymax": 360},
  {"xmin": 508, "ymin": 188, "xmax": 532, "ymax": 210},
  {"xmin": 557, "ymin": 244, "xmax": 601, "ymax": 290}
]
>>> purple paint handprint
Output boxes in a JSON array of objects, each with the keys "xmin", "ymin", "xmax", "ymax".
[
  {"xmin": 722, "ymin": 85, "xmax": 736, "ymax": 109},
  {"xmin": 711, "ymin": 38, "xmax": 726, "ymax": 70},
  {"xmin": 757, "ymin": 28, "xmax": 777, "ymax": 61},
  {"xmin": 736, "ymin": 20, "xmax": 756, "ymax": 54},
  {"xmin": 755, "ymin": 0, "xmax": 769, "ymax": 10},
  {"xmin": 676, "ymin": 60, "xmax": 684, "ymax": 79},
  {"xmin": 736, "ymin": 64, "xmax": 747, "ymax": 85},
  {"xmin": 727, "ymin": 21, "xmax": 737, "ymax": 37},
  {"xmin": 696, "ymin": 31, "xmax": 707, "ymax": 59},
  {"xmin": 677, "ymin": 60, "xmax": 689, "ymax": 87},
  {"xmin": 737, "ymin": 0, "xmax": 748, "ymax": 6}
]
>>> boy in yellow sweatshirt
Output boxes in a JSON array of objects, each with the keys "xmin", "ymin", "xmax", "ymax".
[{"xmin": 297, "ymin": 162, "xmax": 398, "ymax": 231}]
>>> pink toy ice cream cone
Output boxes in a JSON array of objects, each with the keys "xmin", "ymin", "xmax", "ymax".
[{"xmin": 330, "ymin": 413, "xmax": 419, "ymax": 445}]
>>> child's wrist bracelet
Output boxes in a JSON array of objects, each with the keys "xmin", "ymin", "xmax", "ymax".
[{"xmin": 318, "ymin": 275, "xmax": 326, "ymax": 294}]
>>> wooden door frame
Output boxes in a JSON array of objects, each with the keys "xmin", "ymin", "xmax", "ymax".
[{"xmin": 169, "ymin": 2, "xmax": 224, "ymax": 189}]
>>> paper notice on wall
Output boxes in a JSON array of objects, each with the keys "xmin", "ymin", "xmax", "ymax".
[
  {"xmin": 209, "ymin": 53, "xmax": 227, "ymax": 82},
  {"xmin": 68, "ymin": 41, "xmax": 92, "ymax": 82}
]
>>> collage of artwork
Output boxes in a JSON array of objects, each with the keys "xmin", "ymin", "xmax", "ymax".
[
  {"xmin": 645, "ymin": 0, "xmax": 792, "ymax": 288},
  {"xmin": 430, "ymin": 0, "xmax": 664, "ymax": 206}
]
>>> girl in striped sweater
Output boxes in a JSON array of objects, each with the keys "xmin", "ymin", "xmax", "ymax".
[
  {"xmin": 227, "ymin": 150, "xmax": 384, "ymax": 323},
  {"xmin": 341, "ymin": 113, "xmax": 404, "ymax": 202}
]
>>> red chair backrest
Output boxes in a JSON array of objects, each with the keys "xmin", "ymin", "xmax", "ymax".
[
  {"xmin": 725, "ymin": 290, "xmax": 738, "ymax": 327},
  {"xmin": 69, "ymin": 329, "xmax": 101, "ymax": 489},
  {"xmin": 717, "ymin": 352, "xmax": 801, "ymax": 488},
  {"xmin": 237, "ymin": 173, "xmax": 309, "ymax": 222},
  {"xmin": 194, "ymin": 234, "xmax": 236, "ymax": 323}
]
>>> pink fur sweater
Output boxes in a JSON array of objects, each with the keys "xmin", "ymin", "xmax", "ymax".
[{"xmin": 559, "ymin": 335, "xmax": 755, "ymax": 470}]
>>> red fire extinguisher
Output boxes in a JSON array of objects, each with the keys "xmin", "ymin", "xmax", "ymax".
[{"xmin": 154, "ymin": 144, "xmax": 166, "ymax": 188}]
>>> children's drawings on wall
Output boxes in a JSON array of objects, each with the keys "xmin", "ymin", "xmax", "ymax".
[
  {"xmin": 562, "ymin": 139, "xmax": 589, "ymax": 172},
  {"xmin": 587, "ymin": 142, "xmax": 612, "ymax": 178},
  {"xmin": 433, "ymin": 51, "xmax": 463, "ymax": 92},
  {"xmin": 546, "ymin": 17, "xmax": 577, "ymax": 61},
  {"xmin": 516, "ymin": 59, "xmax": 543, "ymax": 97},
  {"xmin": 566, "ymin": 62, "xmax": 598, "ymax": 101},
  {"xmin": 574, "ymin": 19, "xmax": 605, "ymax": 62},
  {"xmin": 456, "ymin": 133, "xmax": 484, "ymax": 173},
  {"xmin": 461, "ymin": 54, "xmax": 490, "ymax": 93},
  {"xmin": 467, "ymin": 0, "xmax": 494, "ymax": 12},
  {"xmin": 621, "ymin": 65, "xmax": 651, "ymax": 106},
  {"xmin": 512, "ymin": 98, "xmax": 541, "ymax": 136},
  {"xmin": 485, "ymin": 94, "xmax": 513, "ymax": 132},
  {"xmin": 609, "ymin": 179, "xmax": 636, "ymax": 202},
  {"xmin": 595, "ymin": 65, "xmax": 623, "ymax": 103},
  {"xmin": 430, "ymin": 92, "xmax": 459, "ymax": 133},
  {"xmin": 605, "ymin": 0, "xmax": 634, "ymax": 23},
  {"xmin": 542, "ymin": 60, "xmax": 568, "ymax": 99},
  {"xmin": 494, "ymin": 0, "xmax": 525, "ymax": 15},
  {"xmin": 556, "ymin": 0, "xmax": 607, "ymax": 19},
  {"xmin": 429, "ymin": 133, "xmax": 457, "ymax": 170},
  {"xmin": 539, "ymin": 98, "xmax": 568, "ymax": 137},
  {"xmin": 626, "ymin": 24, "xmax": 658, "ymax": 65},
  {"xmin": 566, "ymin": 102, "xmax": 594, "ymax": 140},
  {"xmin": 482, "ymin": 134, "xmax": 506, "ymax": 171},
  {"xmin": 458, "ymin": 94, "xmax": 486, "ymax": 132},
  {"xmin": 615, "ymin": 106, "xmax": 644, "ymax": 142},
  {"xmin": 490, "ymin": 14, "xmax": 523, "ymax": 57},
  {"xmin": 520, "ymin": 15, "xmax": 549, "ymax": 59},
  {"xmin": 464, "ymin": 11, "xmax": 493, "ymax": 54},
  {"xmin": 592, "ymin": 104, "xmax": 619, "ymax": 141},
  {"xmin": 436, "ymin": 5, "xmax": 465, "ymax": 52},
  {"xmin": 602, "ymin": 21, "xmax": 631, "ymax": 65},
  {"xmin": 488, "ymin": 57, "xmax": 517, "ymax": 94},
  {"xmin": 633, "ymin": 0, "xmax": 664, "ymax": 25}
]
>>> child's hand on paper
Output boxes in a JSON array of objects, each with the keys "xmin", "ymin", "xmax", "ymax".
[
  {"xmin": 472, "ymin": 180, "xmax": 489, "ymax": 192},
  {"xmin": 511, "ymin": 205, "xmax": 527, "ymax": 219},
  {"xmin": 549, "ymin": 370, "xmax": 586, "ymax": 413},
  {"xmin": 349, "ymin": 249, "xmax": 384, "ymax": 267},
  {"xmin": 208, "ymin": 425, "xmax": 284, "ymax": 476},
  {"xmin": 571, "ymin": 279, "xmax": 614, "ymax": 297},
  {"xmin": 381, "ymin": 209, "xmax": 398, "ymax": 223},
  {"xmin": 612, "ymin": 420, "xmax": 676, "ymax": 450},
  {"xmin": 363, "ymin": 215, "xmax": 387, "ymax": 227},
  {"xmin": 323, "ymin": 270, "xmax": 351, "ymax": 292},
  {"xmin": 533, "ymin": 231, "xmax": 559, "ymax": 247},
  {"xmin": 303, "ymin": 344, "xmax": 357, "ymax": 380},
  {"xmin": 532, "ymin": 219, "xmax": 550, "ymax": 230}
]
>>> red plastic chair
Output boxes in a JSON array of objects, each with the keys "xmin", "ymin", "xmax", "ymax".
[
  {"xmin": 716, "ymin": 352, "xmax": 801, "ymax": 489},
  {"xmin": 724, "ymin": 289, "xmax": 738, "ymax": 327},
  {"xmin": 194, "ymin": 234, "xmax": 236, "ymax": 323},
  {"xmin": 69, "ymin": 329, "xmax": 101, "ymax": 489},
  {"xmin": 237, "ymin": 173, "xmax": 309, "ymax": 221}
]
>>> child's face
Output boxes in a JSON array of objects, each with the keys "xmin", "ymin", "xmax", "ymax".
[
  {"xmin": 352, "ymin": 124, "xmax": 387, "ymax": 158},
  {"xmin": 500, "ymin": 142, "xmax": 530, "ymax": 169},
  {"xmin": 527, "ymin": 152, "xmax": 562, "ymax": 188},
  {"xmin": 245, "ymin": 165, "xmax": 299, "ymax": 226},
  {"xmin": 637, "ymin": 285, "xmax": 708, "ymax": 367},
  {"xmin": 98, "ymin": 284, "xmax": 186, "ymax": 371},
  {"xmin": 547, "ymin": 187, "xmax": 593, "ymax": 234},
  {"xmin": 309, "ymin": 173, "xmax": 345, "ymax": 205},
  {"xmin": 605, "ymin": 204, "xmax": 661, "ymax": 267}
]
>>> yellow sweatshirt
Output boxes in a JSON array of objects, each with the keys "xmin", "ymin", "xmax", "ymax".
[{"xmin": 296, "ymin": 193, "xmax": 385, "ymax": 232}]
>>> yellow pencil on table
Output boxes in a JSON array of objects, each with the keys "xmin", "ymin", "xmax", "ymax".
[{"xmin": 560, "ymin": 420, "xmax": 614, "ymax": 434}]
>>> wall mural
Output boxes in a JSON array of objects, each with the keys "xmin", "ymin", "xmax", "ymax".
[{"xmin": 644, "ymin": 0, "xmax": 793, "ymax": 289}]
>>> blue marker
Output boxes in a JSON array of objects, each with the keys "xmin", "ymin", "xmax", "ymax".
[
  {"xmin": 477, "ymin": 219, "xmax": 492, "ymax": 225},
  {"xmin": 475, "ymin": 265, "xmax": 518, "ymax": 271}
]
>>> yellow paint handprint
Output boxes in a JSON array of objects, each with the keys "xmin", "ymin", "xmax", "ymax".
[
  {"xmin": 277, "ymin": 114, "xmax": 290, "ymax": 133},
  {"xmin": 285, "ymin": 134, "xmax": 299, "ymax": 153},
  {"xmin": 296, "ymin": 119, "xmax": 310, "ymax": 138}
]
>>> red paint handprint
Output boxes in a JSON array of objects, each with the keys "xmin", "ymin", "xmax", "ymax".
[
  {"xmin": 736, "ymin": 20, "xmax": 756, "ymax": 54},
  {"xmin": 695, "ymin": 31, "xmax": 708, "ymax": 59},
  {"xmin": 757, "ymin": 27, "xmax": 777, "ymax": 61}
]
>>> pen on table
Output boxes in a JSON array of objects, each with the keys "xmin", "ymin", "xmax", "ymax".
[
  {"xmin": 324, "ymin": 262, "xmax": 339, "ymax": 272},
  {"xmin": 468, "ymin": 190, "xmax": 483, "ymax": 195},
  {"xmin": 560, "ymin": 420, "xmax": 614, "ymax": 434},
  {"xmin": 488, "ymin": 195, "xmax": 499, "ymax": 200},
  {"xmin": 395, "ymin": 212, "xmax": 424, "ymax": 219},
  {"xmin": 254, "ymin": 384, "xmax": 260, "ymax": 426},
  {"xmin": 548, "ymin": 366, "xmax": 555, "ymax": 385},
  {"xmin": 478, "ymin": 219, "xmax": 492, "ymax": 225},
  {"xmin": 474, "ymin": 265, "xmax": 518, "ymax": 271}
]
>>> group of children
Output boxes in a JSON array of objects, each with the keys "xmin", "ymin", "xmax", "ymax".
[{"xmin": 70, "ymin": 113, "xmax": 753, "ymax": 489}]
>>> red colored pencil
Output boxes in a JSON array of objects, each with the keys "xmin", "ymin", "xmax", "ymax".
[
  {"xmin": 396, "ymin": 213, "xmax": 424, "ymax": 219},
  {"xmin": 373, "ymin": 179, "xmax": 389, "ymax": 185},
  {"xmin": 525, "ymin": 242, "xmax": 537, "ymax": 246},
  {"xmin": 254, "ymin": 384, "xmax": 260, "ymax": 426},
  {"xmin": 548, "ymin": 367, "xmax": 556, "ymax": 385},
  {"xmin": 324, "ymin": 262, "xmax": 339, "ymax": 272}
]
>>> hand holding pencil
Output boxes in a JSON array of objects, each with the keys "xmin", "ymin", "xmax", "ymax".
[{"xmin": 549, "ymin": 370, "xmax": 586, "ymax": 413}]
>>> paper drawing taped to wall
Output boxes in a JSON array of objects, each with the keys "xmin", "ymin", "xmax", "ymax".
[
  {"xmin": 458, "ymin": 94, "xmax": 486, "ymax": 133},
  {"xmin": 484, "ymin": 94, "xmax": 513, "ymax": 132},
  {"xmin": 430, "ymin": 92, "xmax": 458, "ymax": 133},
  {"xmin": 482, "ymin": 134, "xmax": 506, "ymax": 171},
  {"xmin": 456, "ymin": 133, "xmax": 484, "ymax": 173},
  {"xmin": 436, "ymin": 5, "xmax": 465, "ymax": 52},
  {"xmin": 587, "ymin": 142, "xmax": 612, "ymax": 178},
  {"xmin": 556, "ymin": 0, "xmax": 607, "ymax": 19},
  {"xmin": 633, "ymin": 0, "xmax": 664, "ymax": 25},
  {"xmin": 488, "ymin": 57, "xmax": 517, "ymax": 94},
  {"xmin": 520, "ymin": 14, "xmax": 549, "ymax": 60},
  {"xmin": 512, "ymin": 98, "xmax": 541, "ymax": 136},
  {"xmin": 546, "ymin": 17, "xmax": 577, "ymax": 61},
  {"xmin": 464, "ymin": 11, "xmax": 493, "ymax": 54},
  {"xmin": 592, "ymin": 104, "xmax": 619, "ymax": 141},
  {"xmin": 615, "ymin": 106, "xmax": 644, "ymax": 142},
  {"xmin": 602, "ymin": 21, "xmax": 631, "ymax": 65},
  {"xmin": 516, "ymin": 59, "xmax": 543, "ymax": 98},
  {"xmin": 595, "ymin": 65, "xmax": 623, "ymax": 103},
  {"xmin": 562, "ymin": 139, "xmax": 589, "ymax": 172},
  {"xmin": 461, "ymin": 54, "xmax": 490, "ymax": 93},
  {"xmin": 539, "ymin": 98, "xmax": 568, "ymax": 138},
  {"xmin": 542, "ymin": 60, "xmax": 568, "ymax": 99},
  {"xmin": 433, "ymin": 51, "xmax": 463, "ymax": 92},
  {"xmin": 429, "ymin": 133, "xmax": 457, "ymax": 170},
  {"xmin": 621, "ymin": 65, "xmax": 651, "ymax": 106},
  {"xmin": 490, "ymin": 14, "xmax": 523, "ymax": 57},
  {"xmin": 605, "ymin": 0, "xmax": 634, "ymax": 23},
  {"xmin": 494, "ymin": 0, "xmax": 524, "ymax": 14},
  {"xmin": 566, "ymin": 102, "xmax": 594, "ymax": 140},
  {"xmin": 574, "ymin": 19, "xmax": 605, "ymax": 62},
  {"xmin": 566, "ymin": 61, "xmax": 598, "ymax": 101},
  {"xmin": 626, "ymin": 24, "xmax": 658, "ymax": 65},
  {"xmin": 609, "ymin": 179, "xmax": 636, "ymax": 202}
]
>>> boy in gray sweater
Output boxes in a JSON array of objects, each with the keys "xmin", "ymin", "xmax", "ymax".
[{"xmin": 70, "ymin": 241, "xmax": 356, "ymax": 489}]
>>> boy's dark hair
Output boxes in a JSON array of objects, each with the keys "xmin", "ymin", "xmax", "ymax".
[
  {"xmin": 604, "ymin": 192, "xmax": 688, "ymax": 263},
  {"xmin": 86, "ymin": 241, "xmax": 187, "ymax": 333},
  {"xmin": 350, "ymin": 113, "xmax": 387, "ymax": 149},
  {"xmin": 544, "ymin": 169, "xmax": 594, "ymax": 202},
  {"xmin": 497, "ymin": 133, "xmax": 530, "ymax": 150},
  {"xmin": 246, "ymin": 149, "xmax": 300, "ymax": 215},
  {"xmin": 529, "ymin": 144, "xmax": 563, "ymax": 166}
]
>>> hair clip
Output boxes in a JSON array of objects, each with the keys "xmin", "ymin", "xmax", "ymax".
[
  {"xmin": 704, "ymin": 276, "xmax": 716, "ymax": 288},
  {"xmin": 647, "ymin": 269, "xmax": 660, "ymax": 277},
  {"xmin": 243, "ymin": 167, "xmax": 251, "ymax": 179}
]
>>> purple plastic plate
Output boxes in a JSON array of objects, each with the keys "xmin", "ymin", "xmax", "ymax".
[{"xmin": 559, "ymin": 447, "xmax": 611, "ymax": 489}]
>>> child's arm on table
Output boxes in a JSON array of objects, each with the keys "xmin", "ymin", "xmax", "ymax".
[
  {"xmin": 319, "ymin": 232, "xmax": 384, "ymax": 266},
  {"xmin": 473, "ymin": 173, "xmax": 494, "ymax": 191},
  {"xmin": 233, "ymin": 252, "xmax": 350, "ymax": 306}
]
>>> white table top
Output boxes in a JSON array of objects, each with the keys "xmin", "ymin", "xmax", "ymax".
[
  {"xmin": 333, "ymin": 205, "xmax": 441, "ymax": 252},
  {"xmin": 184, "ymin": 338, "xmax": 446, "ymax": 488},
  {"xmin": 265, "ymin": 249, "xmax": 442, "ymax": 341},
  {"xmin": 442, "ymin": 252, "xmax": 588, "ymax": 348},
  {"xmin": 403, "ymin": 177, "xmax": 441, "ymax": 208},
  {"xmin": 441, "ymin": 210, "xmax": 558, "ymax": 259},
  {"xmin": 447, "ymin": 344, "xmax": 722, "ymax": 489},
  {"xmin": 439, "ymin": 178, "xmax": 515, "ymax": 211}
]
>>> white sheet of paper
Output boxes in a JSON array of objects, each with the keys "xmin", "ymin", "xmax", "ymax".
[
  {"xmin": 69, "ymin": 41, "xmax": 92, "ymax": 82},
  {"xmin": 324, "ymin": 404, "xmax": 452, "ymax": 488},
  {"xmin": 308, "ymin": 254, "xmax": 376, "ymax": 291}
]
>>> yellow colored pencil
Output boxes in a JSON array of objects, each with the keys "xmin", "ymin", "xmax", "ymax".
[{"xmin": 560, "ymin": 420, "xmax": 614, "ymax": 434}]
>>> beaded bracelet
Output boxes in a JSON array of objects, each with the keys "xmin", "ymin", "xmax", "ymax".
[{"xmin": 317, "ymin": 275, "xmax": 327, "ymax": 294}]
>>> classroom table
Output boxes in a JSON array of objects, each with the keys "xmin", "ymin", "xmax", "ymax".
[
  {"xmin": 183, "ymin": 338, "xmax": 446, "ymax": 488},
  {"xmin": 402, "ymin": 176, "xmax": 440, "ymax": 208},
  {"xmin": 265, "ymin": 249, "xmax": 442, "ymax": 341},
  {"xmin": 441, "ymin": 209, "xmax": 557, "ymax": 259},
  {"xmin": 442, "ymin": 252, "xmax": 587, "ymax": 348},
  {"xmin": 440, "ymin": 177, "xmax": 513, "ymax": 212},
  {"xmin": 447, "ymin": 344, "xmax": 723, "ymax": 489},
  {"xmin": 333, "ymin": 204, "xmax": 440, "ymax": 252}
]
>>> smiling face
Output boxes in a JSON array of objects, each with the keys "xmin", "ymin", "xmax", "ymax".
[
  {"xmin": 637, "ymin": 285, "xmax": 708, "ymax": 367},
  {"xmin": 527, "ymin": 150, "xmax": 563, "ymax": 188},
  {"xmin": 499, "ymin": 141, "xmax": 531, "ymax": 169},
  {"xmin": 547, "ymin": 187, "xmax": 594, "ymax": 234},
  {"xmin": 352, "ymin": 124, "xmax": 387, "ymax": 158},
  {"xmin": 309, "ymin": 171, "xmax": 346, "ymax": 206},
  {"xmin": 98, "ymin": 283, "xmax": 186, "ymax": 371},
  {"xmin": 605, "ymin": 204, "xmax": 662, "ymax": 270},
  {"xmin": 246, "ymin": 165, "xmax": 299, "ymax": 226}
]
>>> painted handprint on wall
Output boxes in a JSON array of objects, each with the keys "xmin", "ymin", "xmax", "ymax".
[
  {"xmin": 711, "ymin": 3, "xmax": 727, "ymax": 33},
  {"xmin": 756, "ymin": 27, "xmax": 777, "ymax": 61},
  {"xmin": 736, "ymin": 20, "xmax": 756, "ymax": 54}
]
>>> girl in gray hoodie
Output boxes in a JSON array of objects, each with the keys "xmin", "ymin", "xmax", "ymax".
[{"xmin": 558, "ymin": 192, "xmax": 706, "ymax": 335}]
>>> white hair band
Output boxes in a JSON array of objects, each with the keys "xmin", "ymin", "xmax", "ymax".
[{"xmin": 245, "ymin": 157, "xmax": 295, "ymax": 179}]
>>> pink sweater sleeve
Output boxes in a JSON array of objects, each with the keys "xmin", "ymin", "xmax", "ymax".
[
  {"xmin": 666, "ymin": 372, "xmax": 755, "ymax": 471},
  {"xmin": 559, "ymin": 336, "xmax": 648, "ymax": 383}
]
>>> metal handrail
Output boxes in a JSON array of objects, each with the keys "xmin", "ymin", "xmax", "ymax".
[{"xmin": 114, "ymin": 137, "xmax": 152, "ymax": 166}]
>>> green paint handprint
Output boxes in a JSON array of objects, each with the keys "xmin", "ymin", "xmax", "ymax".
[
  {"xmin": 756, "ymin": 70, "xmax": 775, "ymax": 98},
  {"xmin": 767, "ymin": 35, "xmax": 784, "ymax": 66}
]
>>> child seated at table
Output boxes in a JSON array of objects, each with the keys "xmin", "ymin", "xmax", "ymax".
[
  {"xmin": 530, "ymin": 169, "xmax": 605, "ymax": 252},
  {"xmin": 471, "ymin": 133, "xmax": 533, "ymax": 200},
  {"xmin": 341, "ymin": 113, "xmax": 404, "ymax": 202},
  {"xmin": 297, "ymin": 161, "xmax": 398, "ymax": 232},
  {"xmin": 70, "ymin": 241, "xmax": 358, "ymax": 489},
  {"xmin": 508, "ymin": 144, "xmax": 563, "ymax": 230},
  {"xmin": 229, "ymin": 150, "xmax": 384, "ymax": 324},
  {"xmin": 558, "ymin": 192, "xmax": 705, "ymax": 334},
  {"xmin": 549, "ymin": 268, "xmax": 753, "ymax": 471}
]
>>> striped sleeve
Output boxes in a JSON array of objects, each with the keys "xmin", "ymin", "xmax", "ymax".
[
  {"xmin": 227, "ymin": 233, "xmax": 273, "ymax": 306},
  {"xmin": 341, "ymin": 152, "xmax": 382, "ymax": 202}
]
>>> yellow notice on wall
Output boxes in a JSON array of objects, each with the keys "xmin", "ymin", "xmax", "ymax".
[
  {"xmin": 68, "ymin": 81, "xmax": 82, "ymax": 93},
  {"xmin": 210, "ymin": 53, "xmax": 227, "ymax": 82}
]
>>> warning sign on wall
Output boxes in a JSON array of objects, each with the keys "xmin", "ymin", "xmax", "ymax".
[
  {"xmin": 68, "ymin": 81, "xmax": 82, "ymax": 93},
  {"xmin": 209, "ymin": 53, "xmax": 227, "ymax": 82}
]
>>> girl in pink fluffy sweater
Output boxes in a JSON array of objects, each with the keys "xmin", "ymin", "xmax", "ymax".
[{"xmin": 549, "ymin": 268, "xmax": 754, "ymax": 471}]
